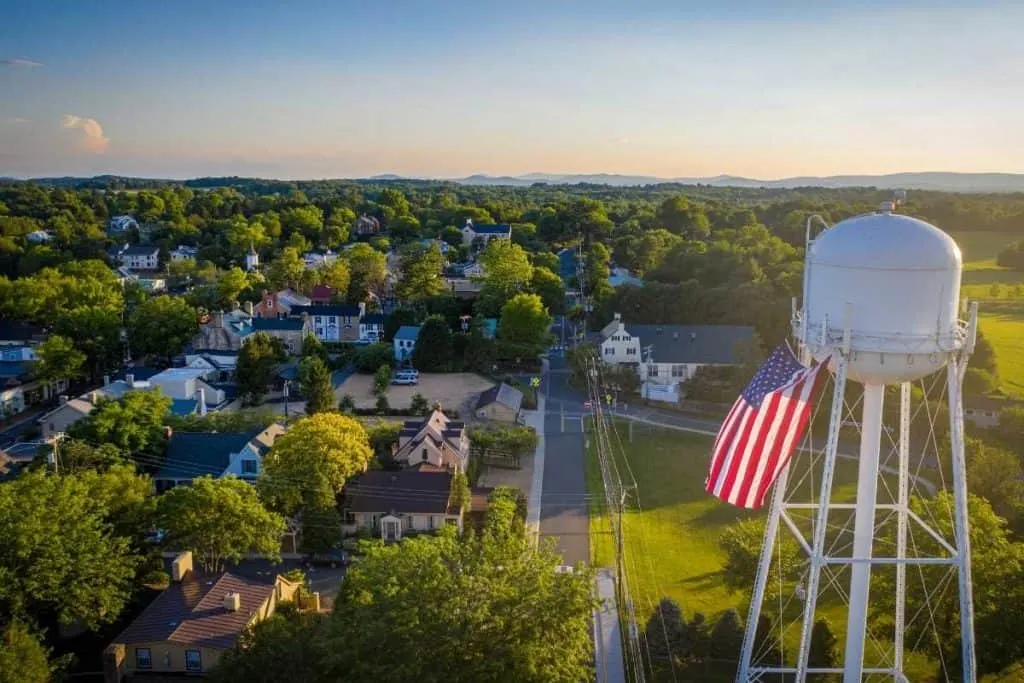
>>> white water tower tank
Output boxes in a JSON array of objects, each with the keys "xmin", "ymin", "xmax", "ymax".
[{"xmin": 800, "ymin": 205, "xmax": 964, "ymax": 384}]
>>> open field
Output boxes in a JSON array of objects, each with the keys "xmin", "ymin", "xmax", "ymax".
[
  {"xmin": 586, "ymin": 421, "xmax": 937, "ymax": 681},
  {"xmin": 978, "ymin": 302, "xmax": 1024, "ymax": 397},
  {"xmin": 951, "ymin": 230, "xmax": 1024, "ymax": 287},
  {"xmin": 335, "ymin": 372, "xmax": 495, "ymax": 412}
]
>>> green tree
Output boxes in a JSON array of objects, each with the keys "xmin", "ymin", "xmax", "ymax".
[
  {"xmin": 355, "ymin": 343, "xmax": 393, "ymax": 373},
  {"xmin": 280, "ymin": 205, "xmax": 324, "ymax": 243},
  {"xmin": 808, "ymin": 618, "xmax": 840, "ymax": 682},
  {"xmin": 236, "ymin": 332, "xmax": 287, "ymax": 405},
  {"xmin": 300, "ymin": 356, "xmax": 335, "ymax": 415},
  {"xmin": 338, "ymin": 394, "xmax": 356, "ymax": 413},
  {"xmin": 78, "ymin": 463, "xmax": 157, "ymax": 549},
  {"xmin": 343, "ymin": 243, "xmax": 387, "ymax": 302},
  {"xmin": 656, "ymin": 194, "xmax": 711, "ymax": 238},
  {"xmin": 157, "ymin": 476, "xmax": 285, "ymax": 572},
  {"xmin": 965, "ymin": 437, "xmax": 1023, "ymax": 519},
  {"xmin": 708, "ymin": 609, "xmax": 744, "ymax": 675},
  {"xmin": 375, "ymin": 393, "xmax": 390, "ymax": 414},
  {"xmin": 258, "ymin": 413, "xmax": 373, "ymax": 516},
  {"xmin": 128, "ymin": 295, "xmax": 199, "ymax": 364},
  {"xmin": 411, "ymin": 314, "xmax": 454, "ymax": 371},
  {"xmin": 68, "ymin": 390, "xmax": 173, "ymax": 456},
  {"xmin": 206, "ymin": 604, "xmax": 328, "ymax": 683},
  {"xmin": 216, "ymin": 266, "xmax": 250, "ymax": 308},
  {"xmin": 58, "ymin": 438, "xmax": 125, "ymax": 473},
  {"xmin": 0, "ymin": 470, "xmax": 138, "ymax": 628},
  {"xmin": 719, "ymin": 517, "xmax": 803, "ymax": 596},
  {"xmin": 395, "ymin": 243, "xmax": 446, "ymax": 302},
  {"xmin": 300, "ymin": 505, "xmax": 343, "ymax": 554},
  {"xmin": 32, "ymin": 334, "xmax": 85, "ymax": 385},
  {"xmin": 324, "ymin": 513, "xmax": 595, "ymax": 681},
  {"xmin": 267, "ymin": 247, "xmax": 307, "ymax": 290},
  {"xmin": 498, "ymin": 293, "xmax": 552, "ymax": 354},
  {"xmin": 54, "ymin": 305, "xmax": 123, "ymax": 381},
  {"xmin": 410, "ymin": 392, "xmax": 430, "ymax": 416},
  {"xmin": 374, "ymin": 364, "xmax": 392, "ymax": 395},
  {"xmin": 320, "ymin": 258, "xmax": 350, "ymax": 295},
  {"xmin": 387, "ymin": 214, "xmax": 421, "ymax": 242},
  {"xmin": 0, "ymin": 622, "xmax": 54, "ymax": 683},
  {"xmin": 464, "ymin": 316, "xmax": 496, "ymax": 372},
  {"xmin": 477, "ymin": 240, "xmax": 534, "ymax": 316},
  {"xmin": 300, "ymin": 333, "xmax": 329, "ymax": 364},
  {"xmin": 530, "ymin": 266, "xmax": 566, "ymax": 316}
]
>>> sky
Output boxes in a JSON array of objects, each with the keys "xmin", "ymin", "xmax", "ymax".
[{"xmin": 2, "ymin": 0, "xmax": 1023, "ymax": 180}]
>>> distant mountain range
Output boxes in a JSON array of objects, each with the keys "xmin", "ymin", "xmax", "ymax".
[
  {"xmin": 449, "ymin": 172, "xmax": 1024, "ymax": 193},
  {"xmin": 8, "ymin": 171, "xmax": 1024, "ymax": 193}
]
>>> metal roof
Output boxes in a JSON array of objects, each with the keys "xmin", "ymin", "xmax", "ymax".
[
  {"xmin": 345, "ymin": 469, "xmax": 454, "ymax": 514},
  {"xmin": 394, "ymin": 325, "xmax": 422, "ymax": 341},
  {"xmin": 626, "ymin": 324, "xmax": 756, "ymax": 365}
]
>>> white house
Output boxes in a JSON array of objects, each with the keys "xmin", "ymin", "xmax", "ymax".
[
  {"xmin": 460, "ymin": 219, "xmax": 512, "ymax": 247},
  {"xmin": 393, "ymin": 325, "xmax": 421, "ymax": 362},
  {"xmin": 170, "ymin": 245, "xmax": 198, "ymax": 262},
  {"xmin": 146, "ymin": 367, "xmax": 227, "ymax": 407},
  {"xmin": 154, "ymin": 424, "xmax": 285, "ymax": 492},
  {"xmin": 26, "ymin": 230, "xmax": 54, "ymax": 244},
  {"xmin": 343, "ymin": 466, "xmax": 466, "ymax": 541},
  {"xmin": 599, "ymin": 313, "xmax": 756, "ymax": 403},
  {"xmin": 303, "ymin": 250, "xmax": 340, "ymax": 269},
  {"xmin": 359, "ymin": 313, "xmax": 386, "ymax": 343},
  {"xmin": 112, "ymin": 244, "xmax": 160, "ymax": 270},
  {"xmin": 109, "ymin": 215, "xmax": 139, "ymax": 234},
  {"xmin": 290, "ymin": 303, "xmax": 364, "ymax": 343}
]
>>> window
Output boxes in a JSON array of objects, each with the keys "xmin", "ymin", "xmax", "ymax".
[
  {"xmin": 241, "ymin": 459, "xmax": 258, "ymax": 475},
  {"xmin": 421, "ymin": 448, "xmax": 428, "ymax": 461},
  {"xmin": 135, "ymin": 648, "xmax": 152, "ymax": 669},
  {"xmin": 428, "ymin": 515, "xmax": 435, "ymax": 530},
  {"xmin": 604, "ymin": 347, "xmax": 612, "ymax": 356},
  {"xmin": 185, "ymin": 649, "xmax": 202, "ymax": 672},
  {"xmin": 672, "ymin": 365, "xmax": 686, "ymax": 378},
  {"xmin": 648, "ymin": 365, "xmax": 659, "ymax": 377},
  {"xmin": 626, "ymin": 347, "xmax": 636, "ymax": 356}
]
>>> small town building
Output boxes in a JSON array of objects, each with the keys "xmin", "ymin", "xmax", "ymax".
[
  {"xmin": 392, "ymin": 409, "xmax": 469, "ymax": 471},
  {"xmin": 460, "ymin": 218, "xmax": 512, "ymax": 247},
  {"xmin": 393, "ymin": 325, "xmax": 421, "ymax": 362},
  {"xmin": 110, "ymin": 244, "xmax": 160, "ymax": 271},
  {"xmin": 474, "ymin": 383, "xmax": 524, "ymax": 423},
  {"xmin": 154, "ymin": 424, "xmax": 285, "ymax": 492},
  {"xmin": 290, "ymin": 303, "xmax": 364, "ymax": 343},
  {"xmin": 343, "ymin": 465, "xmax": 464, "ymax": 541}
]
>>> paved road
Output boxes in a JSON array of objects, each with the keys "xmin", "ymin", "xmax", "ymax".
[{"xmin": 538, "ymin": 358, "xmax": 590, "ymax": 566}]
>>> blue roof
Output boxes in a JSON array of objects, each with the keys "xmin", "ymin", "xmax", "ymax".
[
  {"xmin": 290, "ymin": 304, "xmax": 362, "ymax": 317},
  {"xmin": 253, "ymin": 318, "xmax": 306, "ymax": 332},
  {"xmin": 114, "ymin": 366, "xmax": 163, "ymax": 382},
  {"xmin": 0, "ymin": 361, "xmax": 34, "ymax": 381},
  {"xmin": 608, "ymin": 271, "xmax": 644, "ymax": 288},
  {"xmin": 557, "ymin": 248, "xmax": 577, "ymax": 281},
  {"xmin": 169, "ymin": 399, "xmax": 199, "ymax": 416},
  {"xmin": 394, "ymin": 325, "xmax": 421, "ymax": 341},
  {"xmin": 157, "ymin": 430, "xmax": 259, "ymax": 480}
]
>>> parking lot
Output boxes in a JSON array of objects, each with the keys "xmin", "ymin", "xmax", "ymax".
[{"xmin": 335, "ymin": 372, "xmax": 496, "ymax": 413}]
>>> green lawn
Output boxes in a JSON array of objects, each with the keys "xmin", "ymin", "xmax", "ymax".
[
  {"xmin": 586, "ymin": 421, "xmax": 937, "ymax": 680},
  {"xmin": 979, "ymin": 301, "xmax": 1024, "ymax": 397},
  {"xmin": 951, "ymin": 231, "xmax": 1024, "ymax": 286}
]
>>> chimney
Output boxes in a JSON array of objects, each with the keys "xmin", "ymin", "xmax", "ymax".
[
  {"xmin": 103, "ymin": 374, "xmax": 110, "ymax": 386},
  {"xmin": 197, "ymin": 388, "xmax": 207, "ymax": 417},
  {"xmin": 223, "ymin": 593, "xmax": 241, "ymax": 612},
  {"xmin": 613, "ymin": 312, "xmax": 621, "ymax": 322},
  {"xmin": 245, "ymin": 301, "xmax": 254, "ymax": 316},
  {"xmin": 213, "ymin": 311, "xmax": 224, "ymax": 329},
  {"xmin": 358, "ymin": 301, "xmax": 366, "ymax": 318},
  {"xmin": 170, "ymin": 551, "xmax": 193, "ymax": 582},
  {"xmin": 689, "ymin": 332, "xmax": 697, "ymax": 341},
  {"xmin": 165, "ymin": 426, "xmax": 173, "ymax": 440},
  {"xmin": 90, "ymin": 390, "xmax": 100, "ymax": 405},
  {"xmin": 126, "ymin": 373, "xmax": 135, "ymax": 387},
  {"xmin": 673, "ymin": 332, "xmax": 679, "ymax": 340}
]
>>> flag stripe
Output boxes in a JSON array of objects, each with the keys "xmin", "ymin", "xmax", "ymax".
[{"xmin": 705, "ymin": 344, "xmax": 828, "ymax": 510}]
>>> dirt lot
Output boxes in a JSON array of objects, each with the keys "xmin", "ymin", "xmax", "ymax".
[{"xmin": 335, "ymin": 372, "xmax": 496, "ymax": 414}]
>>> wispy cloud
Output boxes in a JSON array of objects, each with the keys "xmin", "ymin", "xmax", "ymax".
[
  {"xmin": 62, "ymin": 114, "xmax": 110, "ymax": 153},
  {"xmin": 2, "ymin": 117, "xmax": 30, "ymax": 124},
  {"xmin": 613, "ymin": 137, "xmax": 631, "ymax": 145},
  {"xmin": 2, "ymin": 58, "xmax": 43, "ymax": 68}
]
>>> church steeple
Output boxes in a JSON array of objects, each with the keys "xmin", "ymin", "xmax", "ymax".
[{"xmin": 245, "ymin": 241, "xmax": 259, "ymax": 272}]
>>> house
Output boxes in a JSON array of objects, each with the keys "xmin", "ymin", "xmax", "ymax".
[
  {"xmin": 445, "ymin": 277, "xmax": 483, "ymax": 299},
  {"xmin": 290, "ymin": 303, "xmax": 364, "ymax": 343},
  {"xmin": 599, "ymin": 313, "xmax": 756, "ymax": 403},
  {"xmin": 392, "ymin": 409, "xmax": 469, "ymax": 472},
  {"xmin": 475, "ymin": 383, "xmax": 524, "ymax": 423},
  {"xmin": 0, "ymin": 320, "xmax": 46, "ymax": 347},
  {"xmin": 608, "ymin": 267, "xmax": 643, "ymax": 288},
  {"xmin": 303, "ymin": 250, "xmax": 340, "ymax": 269},
  {"xmin": 0, "ymin": 360, "xmax": 70, "ymax": 418},
  {"xmin": 393, "ymin": 325, "xmax": 421, "ymax": 362},
  {"xmin": 184, "ymin": 351, "xmax": 239, "ymax": 383},
  {"xmin": 146, "ymin": 367, "xmax": 227, "ymax": 409},
  {"xmin": 38, "ymin": 379, "xmax": 135, "ymax": 441},
  {"xmin": 359, "ymin": 313, "xmax": 386, "ymax": 343},
  {"xmin": 0, "ymin": 345, "xmax": 37, "ymax": 361},
  {"xmin": 169, "ymin": 245, "xmax": 198, "ymax": 262},
  {"xmin": 26, "ymin": 230, "xmax": 54, "ymax": 244},
  {"xmin": 194, "ymin": 309, "xmax": 253, "ymax": 352},
  {"xmin": 154, "ymin": 424, "xmax": 285, "ymax": 491},
  {"xmin": 0, "ymin": 441, "xmax": 50, "ymax": 468},
  {"xmin": 254, "ymin": 289, "xmax": 311, "ymax": 319},
  {"xmin": 250, "ymin": 316, "xmax": 312, "ymax": 355},
  {"xmin": 963, "ymin": 396, "xmax": 1024, "ymax": 429},
  {"xmin": 245, "ymin": 244, "xmax": 259, "ymax": 272},
  {"xmin": 460, "ymin": 218, "xmax": 512, "ymax": 247},
  {"xmin": 462, "ymin": 262, "xmax": 485, "ymax": 278},
  {"xmin": 117, "ymin": 265, "xmax": 166, "ymax": 292},
  {"xmin": 108, "ymin": 215, "xmax": 138, "ymax": 234},
  {"xmin": 343, "ymin": 466, "xmax": 465, "ymax": 541},
  {"xmin": 310, "ymin": 283, "xmax": 336, "ymax": 305},
  {"xmin": 353, "ymin": 214, "xmax": 381, "ymax": 236},
  {"xmin": 103, "ymin": 551, "xmax": 299, "ymax": 683},
  {"xmin": 111, "ymin": 244, "xmax": 160, "ymax": 270}
]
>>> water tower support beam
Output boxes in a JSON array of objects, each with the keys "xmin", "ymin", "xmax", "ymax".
[
  {"xmin": 894, "ymin": 381, "xmax": 911, "ymax": 680},
  {"xmin": 793, "ymin": 355, "xmax": 848, "ymax": 682},
  {"xmin": 946, "ymin": 358, "xmax": 977, "ymax": 681},
  {"xmin": 843, "ymin": 383, "xmax": 885, "ymax": 682}
]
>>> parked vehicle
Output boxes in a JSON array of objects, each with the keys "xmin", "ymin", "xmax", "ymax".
[
  {"xmin": 308, "ymin": 549, "xmax": 348, "ymax": 568},
  {"xmin": 391, "ymin": 369, "xmax": 419, "ymax": 385}
]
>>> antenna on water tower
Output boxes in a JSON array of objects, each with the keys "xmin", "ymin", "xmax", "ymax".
[{"xmin": 736, "ymin": 203, "xmax": 977, "ymax": 682}]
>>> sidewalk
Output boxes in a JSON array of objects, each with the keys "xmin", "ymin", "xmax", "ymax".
[{"xmin": 593, "ymin": 568, "xmax": 626, "ymax": 683}]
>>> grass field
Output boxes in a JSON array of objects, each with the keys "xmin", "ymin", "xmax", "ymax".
[
  {"xmin": 979, "ymin": 302, "xmax": 1024, "ymax": 397},
  {"xmin": 586, "ymin": 421, "xmax": 937, "ymax": 680}
]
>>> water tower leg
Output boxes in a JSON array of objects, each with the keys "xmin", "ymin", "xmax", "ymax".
[
  {"xmin": 894, "ymin": 382, "xmax": 911, "ymax": 679},
  {"xmin": 843, "ymin": 383, "xmax": 885, "ymax": 682},
  {"xmin": 946, "ymin": 359, "xmax": 977, "ymax": 681}
]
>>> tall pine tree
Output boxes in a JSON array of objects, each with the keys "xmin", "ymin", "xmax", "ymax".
[{"xmin": 301, "ymin": 356, "xmax": 335, "ymax": 415}]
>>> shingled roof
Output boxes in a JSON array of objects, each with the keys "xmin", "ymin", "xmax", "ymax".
[
  {"xmin": 112, "ymin": 571, "xmax": 283, "ymax": 650},
  {"xmin": 345, "ymin": 468, "xmax": 455, "ymax": 515}
]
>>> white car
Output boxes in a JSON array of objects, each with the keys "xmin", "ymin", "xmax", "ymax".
[{"xmin": 391, "ymin": 370, "xmax": 419, "ymax": 385}]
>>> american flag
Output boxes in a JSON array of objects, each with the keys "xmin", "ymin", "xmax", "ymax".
[{"xmin": 705, "ymin": 344, "xmax": 828, "ymax": 509}]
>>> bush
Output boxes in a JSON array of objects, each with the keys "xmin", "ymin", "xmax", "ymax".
[
  {"xmin": 375, "ymin": 394, "xmax": 390, "ymax": 414},
  {"xmin": 373, "ymin": 365, "xmax": 392, "ymax": 395},
  {"xmin": 355, "ymin": 344, "xmax": 393, "ymax": 373},
  {"xmin": 141, "ymin": 569, "xmax": 170, "ymax": 589},
  {"xmin": 338, "ymin": 394, "xmax": 356, "ymax": 413},
  {"xmin": 410, "ymin": 393, "xmax": 430, "ymax": 416}
]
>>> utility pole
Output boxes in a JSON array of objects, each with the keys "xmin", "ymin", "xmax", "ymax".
[{"xmin": 642, "ymin": 345, "xmax": 654, "ymax": 402}]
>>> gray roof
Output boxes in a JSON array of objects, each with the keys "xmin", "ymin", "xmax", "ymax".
[
  {"xmin": 476, "ymin": 382, "xmax": 523, "ymax": 412},
  {"xmin": 252, "ymin": 317, "xmax": 306, "ymax": 332},
  {"xmin": 467, "ymin": 223, "xmax": 511, "ymax": 235},
  {"xmin": 345, "ymin": 468, "xmax": 454, "ymax": 514},
  {"xmin": 627, "ymin": 324, "xmax": 755, "ymax": 365},
  {"xmin": 157, "ymin": 431, "xmax": 258, "ymax": 480},
  {"xmin": 121, "ymin": 245, "xmax": 160, "ymax": 257},
  {"xmin": 394, "ymin": 325, "xmax": 421, "ymax": 341}
]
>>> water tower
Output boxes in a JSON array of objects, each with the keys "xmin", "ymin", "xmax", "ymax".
[{"xmin": 736, "ymin": 202, "xmax": 979, "ymax": 682}]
